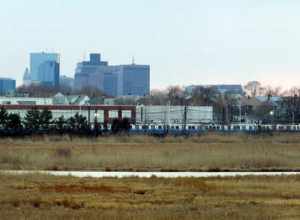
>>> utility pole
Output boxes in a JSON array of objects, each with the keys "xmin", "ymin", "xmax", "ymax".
[
  {"xmin": 140, "ymin": 105, "xmax": 144, "ymax": 124},
  {"xmin": 239, "ymin": 98, "xmax": 242, "ymax": 123},
  {"xmin": 183, "ymin": 104, "xmax": 187, "ymax": 135},
  {"xmin": 88, "ymin": 106, "xmax": 91, "ymax": 126},
  {"xmin": 163, "ymin": 105, "xmax": 167, "ymax": 134}
]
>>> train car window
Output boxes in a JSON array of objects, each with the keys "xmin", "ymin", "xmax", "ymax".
[
  {"xmin": 158, "ymin": 126, "xmax": 162, "ymax": 129},
  {"xmin": 142, "ymin": 125, "xmax": 149, "ymax": 129}
]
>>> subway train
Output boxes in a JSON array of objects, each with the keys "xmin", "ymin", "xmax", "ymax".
[{"xmin": 128, "ymin": 123, "xmax": 300, "ymax": 135}]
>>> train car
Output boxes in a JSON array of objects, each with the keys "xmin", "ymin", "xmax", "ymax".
[{"xmin": 129, "ymin": 122, "xmax": 300, "ymax": 135}]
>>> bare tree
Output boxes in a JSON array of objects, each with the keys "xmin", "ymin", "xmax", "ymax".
[
  {"xmin": 73, "ymin": 86, "xmax": 106, "ymax": 98},
  {"xmin": 244, "ymin": 81, "xmax": 262, "ymax": 97},
  {"xmin": 167, "ymin": 86, "xmax": 184, "ymax": 105},
  {"xmin": 262, "ymin": 86, "xmax": 282, "ymax": 98},
  {"xmin": 190, "ymin": 86, "xmax": 219, "ymax": 106}
]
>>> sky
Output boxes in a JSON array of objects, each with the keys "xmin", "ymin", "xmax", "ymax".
[{"xmin": 0, "ymin": 0, "xmax": 300, "ymax": 89}]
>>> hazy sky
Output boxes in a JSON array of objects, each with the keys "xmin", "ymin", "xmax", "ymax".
[{"xmin": 1, "ymin": 0, "xmax": 300, "ymax": 89}]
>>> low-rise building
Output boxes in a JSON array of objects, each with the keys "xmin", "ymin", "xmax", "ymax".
[
  {"xmin": 186, "ymin": 84, "xmax": 244, "ymax": 95},
  {"xmin": 0, "ymin": 96, "xmax": 52, "ymax": 105},
  {"xmin": 136, "ymin": 105, "xmax": 213, "ymax": 124},
  {"xmin": 52, "ymin": 93, "xmax": 90, "ymax": 105},
  {"xmin": 1, "ymin": 104, "xmax": 136, "ymax": 124}
]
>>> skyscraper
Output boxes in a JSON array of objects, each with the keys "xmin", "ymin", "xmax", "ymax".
[
  {"xmin": 38, "ymin": 61, "xmax": 60, "ymax": 87},
  {"xmin": 74, "ymin": 53, "xmax": 111, "ymax": 91},
  {"xmin": 116, "ymin": 64, "xmax": 150, "ymax": 97},
  {"xmin": 30, "ymin": 52, "xmax": 60, "ymax": 86},
  {"xmin": 74, "ymin": 53, "xmax": 150, "ymax": 97}
]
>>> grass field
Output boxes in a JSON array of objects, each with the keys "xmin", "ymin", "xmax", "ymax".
[
  {"xmin": 0, "ymin": 133, "xmax": 300, "ymax": 171},
  {"xmin": 0, "ymin": 174, "xmax": 300, "ymax": 220}
]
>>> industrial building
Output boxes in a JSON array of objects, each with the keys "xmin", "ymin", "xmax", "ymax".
[
  {"xmin": 0, "ymin": 95, "xmax": 213, "ymax": 125},
  {"xmin": 0, "ymin": 96, "xmax": 52, "ymax": 105},
  {"xmin": 136, "ymin": 106, "xmax": 213, "ymax": 124},
  {"xmin": 1, "ymin": 104, "xmax": 136, "ymax": 124}
]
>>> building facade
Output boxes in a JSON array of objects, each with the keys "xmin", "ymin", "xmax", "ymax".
[
  {"xmin": 74, "ymin": 54, "xmax": 110, "ymax": 92},
  {"xmin": 30, "ymin": 52, "xmax": 60, "ymax": 86},
  {"xmin": 60, "ymin": 75, "xmax": 74, "ymax": 89},
  {"xmin": 38, "ymin": 61, "xmax": 60, "ymax": 87},
  {"xmin": 136, "ymin": 106, "xmax": 213, "ymax": 124},
  {"xmin": 0, "ymin": 96, "xmax": 52, "ymax": 105},
  {"xmin": 115, "ymin": 64, "xmax": 150, "ymax": 97},
  {"xmin": 1, "ymin": 104, "xmax": 136, "ymax": 124},
  {"xmin": 0, "ymin": 78, "xmax": 16, "ymax": 95}
]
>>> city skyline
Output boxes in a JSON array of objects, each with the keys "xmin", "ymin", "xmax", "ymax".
[{"xmin": 1, "ymin": 0, "xmax": 300, "ymax": 89}]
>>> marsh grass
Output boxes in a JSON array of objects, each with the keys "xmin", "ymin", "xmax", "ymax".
[
  {"xmin": 0, "ymin": 133, "xmax": 299, "ymax": 171},
  {"xmin": 1, "ymin": 174, "xmax": 300, "ymax": 219}
]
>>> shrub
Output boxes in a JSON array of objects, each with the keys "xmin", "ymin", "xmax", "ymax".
[{"xmin": 55, "ymin": 148, "xmax": 72, "ymax": 158}]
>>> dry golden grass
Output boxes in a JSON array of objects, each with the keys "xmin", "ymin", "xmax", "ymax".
[
  {"xmin": 0, "ymin": 174, "xmax": 300, "ymax": 219},
  {"xmin": 0, "ymin": 133, "xmax": 300, "ymax": 171}
]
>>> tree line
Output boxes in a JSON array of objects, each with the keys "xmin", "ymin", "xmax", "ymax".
[
  {"xmin": 15, "ymin": 81, "xmax": 300, "ymax": 125},
  {"xmin": 0, "ymin": 108, "xmax": 131, "ymax": 136}
]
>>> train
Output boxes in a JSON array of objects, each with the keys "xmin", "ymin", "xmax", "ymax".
[{"xmin": 127, "ymin": 123, "xmax": 300, "ymax": 135}]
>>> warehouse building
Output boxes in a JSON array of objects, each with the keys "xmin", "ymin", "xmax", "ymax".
[
  {"xmin": 0, "ymin": 104, "xmax": 136, "ymax": 124},
  {"xmin": 136, "ymin": 106, "xmax": 213, "ymax": 124}
]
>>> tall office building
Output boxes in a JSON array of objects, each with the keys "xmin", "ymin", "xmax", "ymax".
[
  {"xmin": 38, "ymin": 61, "xmax": 60, "ymax": 87},
  {"xmin": 0, "ymin": 78, "xmax": 16, "ymax": 95},
  {"xmin": 74, "ymin": 53, "xmax": 150, "ymax": 97},
  {"xmin": 30, "ymin": 52, "xmax": 60, "ymax": 86},
  {"xmin": 115, "ymin": 64, "xmax": 150, "ymax": 97},
  {"xmin": 104, "ymin": 72, "xmax": 118, "ymax": 97},
  {"xmin": 75, "ymin": 54, "xmax": 112, "ymax": 92}
]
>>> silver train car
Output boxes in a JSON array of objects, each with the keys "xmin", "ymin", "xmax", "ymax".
[{"xmin": 129, "ymin": 123, "xmax": 300, "ymax": 135}]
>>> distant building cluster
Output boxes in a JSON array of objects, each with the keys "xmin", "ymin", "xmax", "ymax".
[
  {"xmin": 74, "ymin": 53, "xmax": 150, "ymax": 97},
  {"xmin": 1, "ymin": 51, "xmax": 248, "ymax": 100},
  {"xmin": 18, "ymin": 52, "xmax": 150, "ymax": 98}
]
